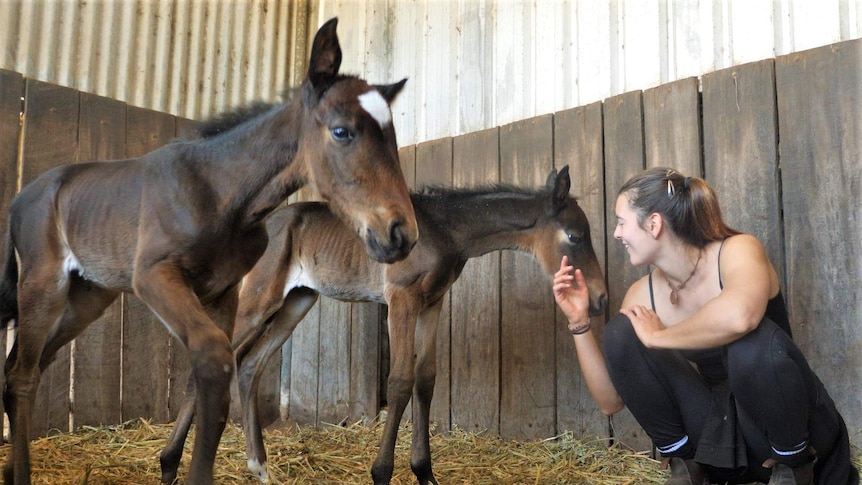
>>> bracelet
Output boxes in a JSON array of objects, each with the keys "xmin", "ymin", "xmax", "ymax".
[{"xmin": 568, "ymin": 318, "xmax": 591, "ymax": 335}]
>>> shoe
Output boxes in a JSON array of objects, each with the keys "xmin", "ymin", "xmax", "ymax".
[
  {"xmin": 665, "ymin": 457, "xmax": 710, "ymax": 485},
  {"xmin": 767, "ymin": 461, "xmax": 814, "ymax": 485}
]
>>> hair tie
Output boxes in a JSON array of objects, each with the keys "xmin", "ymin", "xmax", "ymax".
[{"xmin": 683, "ymin": 176, "xmax": 692, "ymax": 191}]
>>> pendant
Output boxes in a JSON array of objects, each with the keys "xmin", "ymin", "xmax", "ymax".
[{"xmin": 669, "ymin": 289, "xmax": 679, "ymax": 305}]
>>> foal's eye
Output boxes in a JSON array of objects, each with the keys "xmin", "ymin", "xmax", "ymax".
[
  {"xmin": 567, "ymin": 233, "xmax": 581, "ymax": 244},
  {"xmin": 330, "ymin": 126, "xmax": 355, "ymax": 143}
]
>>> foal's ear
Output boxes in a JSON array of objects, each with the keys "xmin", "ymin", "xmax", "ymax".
[
  {"xmin": 549, "ymin": 165, "xmax": 572, "ymax": 215},
  {"xmin": 307, "ymin": 17, "xmax": 342, "ymax": 94},
  {"xmin": 375, "ymin": 78, "xmax": 408, "ymax": 104}
]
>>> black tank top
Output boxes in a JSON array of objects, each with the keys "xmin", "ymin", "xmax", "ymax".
[{"xmin": 647, "ymin": 239, "xmax": 792, "ymax": 384}]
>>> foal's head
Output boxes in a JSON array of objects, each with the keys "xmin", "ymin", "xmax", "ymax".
[
  {"xmin": 536, "ymin": 166, "xmax": 608, "ymax": 316},
  {"xmin": 294, "ymin": 18, "xmax": 417, "ymax": 263}
]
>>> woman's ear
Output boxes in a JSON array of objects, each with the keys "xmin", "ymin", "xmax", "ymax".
[{"xmin": 647, "ymin": 212, "xmax": 663, "ymax": 239}]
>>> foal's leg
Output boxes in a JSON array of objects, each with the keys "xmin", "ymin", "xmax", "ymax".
[
  {"xmin": 371, "ymin": 292, "xmax": 420, "ymax": 485},
  {"xmin": 134, "ymin": 264, "xmax": 237, "ymax": 485},
  {"xmin": 5, "ymin": 275, "xmax": 66, "ymax": 485},
  {"xmin": 159, "ymin": 376, "xmax": 196, "ymax": 484},
  {"xmin": 410, "ymin": 301, "xmax": 443, "ymax": 485},
  {"xmin": 236, "ymin": 288, "xmax": 318, "ymax": 483},
  {"xmin": 160, "ymin": 281, "xmax": 241, "ymax": 483},
  {"xmin": 5, "ymin": 273, "xmax": 116, "ymax": 485}
]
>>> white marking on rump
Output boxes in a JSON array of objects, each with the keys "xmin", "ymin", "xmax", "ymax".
[{"xmin": 358, "ymin": 90, "xmax": 391, "ymax": 128}]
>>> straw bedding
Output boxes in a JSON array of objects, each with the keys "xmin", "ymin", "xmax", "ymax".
[{"xmin": 0, "ymin": 418, "xmax": 858, "ymax": 484}]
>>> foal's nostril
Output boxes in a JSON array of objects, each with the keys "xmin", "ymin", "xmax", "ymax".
[
  {"xmin": 598, "ymin": 293, "xmax": 609, "ymax": 312},
  {"xmin": 388, "ymin": 218, "xmax": 405, "ymax": 248}
]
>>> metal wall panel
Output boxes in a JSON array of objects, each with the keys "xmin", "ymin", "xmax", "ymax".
[
  {"xmin": 0, "ymin": 0, "xmax": 305, "ymax": 122},
  {"xmin": 1, "ymin": 0, "xmax": 860, "ymax": 143},
  {"xmin": 314, "ymin": 0, "xmax": 861, "ymax": 146}
]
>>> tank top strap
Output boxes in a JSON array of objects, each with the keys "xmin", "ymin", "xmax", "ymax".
[
  {"xmin": 648, "ymin": 269, "xmax": 657, "ymax": 311},
  {"xmin": 718, "ymin": 238, "xmax": 728, "ymax": 289}
]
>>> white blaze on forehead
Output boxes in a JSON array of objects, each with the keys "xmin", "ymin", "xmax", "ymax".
[{"xmin": 358, "ymin": 90, "xmax": 391, "ymax": 128}]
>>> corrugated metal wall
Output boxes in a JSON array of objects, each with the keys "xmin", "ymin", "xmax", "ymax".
[
  {"xmin": 0, "ymin": 0, "xmax": 309, "ymax": 121},
  {"xmin": 2, "ymin": 1, "xmax": 860, "ymax": 146}
]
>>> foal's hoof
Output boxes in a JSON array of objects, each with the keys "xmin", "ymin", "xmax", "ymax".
[
  {"xmin": 247, "ymin": 458, "xmax": 270, "ymax": 483},
  {"xmin": 160, "ymin": 468, "xmax": 178, "ymax": 484},
  {"xmin": 411, "ymin": 458, "xmax": 438, "ymax": 485},
  {"xmin": 370, "ymin": 464, "xmax": 393, "ymax": 485}
]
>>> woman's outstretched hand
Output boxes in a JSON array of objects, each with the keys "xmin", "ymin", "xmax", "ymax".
[{"xmin": 553, "ymin": 256, "xmax": 590, "ymax": 328}]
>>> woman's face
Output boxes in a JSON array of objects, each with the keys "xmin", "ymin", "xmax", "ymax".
[{"xmin": 613, "ymin": 193, "xmax": 655, "ymax": 267}]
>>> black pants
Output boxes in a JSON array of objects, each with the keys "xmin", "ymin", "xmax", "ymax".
[{"xmin": 603, "ymin": 315, "xmax": 858, "ymax": 484}]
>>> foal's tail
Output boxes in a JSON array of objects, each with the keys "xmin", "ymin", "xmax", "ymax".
[{"xmin": 0, "ymin": 230, "xmax": 18, "ymax": 329}]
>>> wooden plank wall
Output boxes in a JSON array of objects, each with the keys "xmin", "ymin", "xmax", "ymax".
[
  {"xmin": 0, "ymin": 69, "xmax": 196, "ymax": 437},
  {"xmin": 1, "ymin": 36, "xmax": 860, "ymax": 453}
]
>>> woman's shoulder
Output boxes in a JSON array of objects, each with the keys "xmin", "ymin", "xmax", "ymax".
[{"xmin": 718, "ymin": 233, "xmax": 769, "ymax": 260}]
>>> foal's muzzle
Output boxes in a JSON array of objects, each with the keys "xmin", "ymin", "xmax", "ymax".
[{"xmin": 366, "ymin": 218, "xmax": 417, "ymax": 264}]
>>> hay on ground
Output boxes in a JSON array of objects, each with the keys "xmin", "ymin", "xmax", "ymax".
[{"xmin": 0, "ymin": 418, "xmax": 859, "ymax": 484}]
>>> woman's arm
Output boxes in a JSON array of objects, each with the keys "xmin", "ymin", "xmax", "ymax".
[
  {"xmin": 625, "ymin": 234, "xmax": 775, "ymax": 350},
  {"xmin": 553, "ymin": 257, "xmax": 624, "ymax": 416}
]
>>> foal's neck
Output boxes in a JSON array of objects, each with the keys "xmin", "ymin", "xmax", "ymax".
[
  {"xmin": 201, "ymin": 99, "xmax": 307, "ymax": 223},
  {"xmin": 418, "ymin": 190, "xmax": 546, "ymax": 259}
]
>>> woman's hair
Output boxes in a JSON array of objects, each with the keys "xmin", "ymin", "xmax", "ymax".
[{"xmin": 618, "ymin": 167, "xmax": 740, "ymax": 248}]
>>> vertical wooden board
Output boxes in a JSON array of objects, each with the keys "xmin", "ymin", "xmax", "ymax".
[
  {"xmin": 602, "ymin": 90, "xmax": 651, "ymax": 451},
  {"xmin": 20, "ymin": 80, "xmax": 79, "ymax": 185},
  {"xmin": 121, "ymin": 272, "xmax": 169, "ymax": 423},
  {"xmin": 0, "ymin": 70, "xmax": 22, "ymax": 427},
  {"xmin": 349, "ymin": 302, "xmax": 381, "ymax": 424},
  {"xmin": 643, "ymin": 77, "xmax": 702, "ymax": 176},
  {"xmin": 415, "ymin": 137, "xmax": 453, "ymax": 187},
  {"xmin": 289, "ymin": 302, "xmax": 320, "ymax": 426},
  {"xmin": 0, "ymin": 69, "xmax": 22, "ymax": 253},
  {"xmin": 775, "ymin": 40, "xmax": 862, "ymax": 439},
  {"xmin": 553, "ymin": 103, "xmax": 610, "ymax": 440},
  {"xmin": 498, "ymin": 114, "xmax": 556, "ymax": 440},
  {"xmin": 702, "ymin": 60, "xmax": 783, "ymax": 286},
  {"xmin": 121, "ymin": 106, "xmax": 175, "ymax": 423},
  {"xmin": 317, "ymin": 298, "xmax": 352, "ymax": 425},
  {"xmin": 414, "ymin": 137, "xmax": 453, "ymax": 430},
  {"xmin": 21, "ymin": 80, "xmax": 79, "ymax": 436},
  {"xmin": 602, "ymin": 91, "xmax": 647, "ymax": 318},
  {"xmin": 70, "ymin": 93, "xmax": 126, "ymax": 429},
  {"xmin": 450, "ymin": 127, "xmax": 501, "ymax": 434}
]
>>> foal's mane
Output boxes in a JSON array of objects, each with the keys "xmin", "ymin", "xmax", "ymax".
[
  {"xmin": 197, "ymin": 101, "xmax": 279, "ymax": 138},
  {"xmin": 196, "ymin": 75, "xmax": 361, "ymax": 139},
  {"xmin": 416, "ymin": 183, "xmax": 551, "ymax": 200}
]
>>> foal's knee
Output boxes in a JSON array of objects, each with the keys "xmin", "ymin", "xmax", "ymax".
[{"xmin": 188, "ymin": 332, "xmax": 234, "ymax": 387}]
